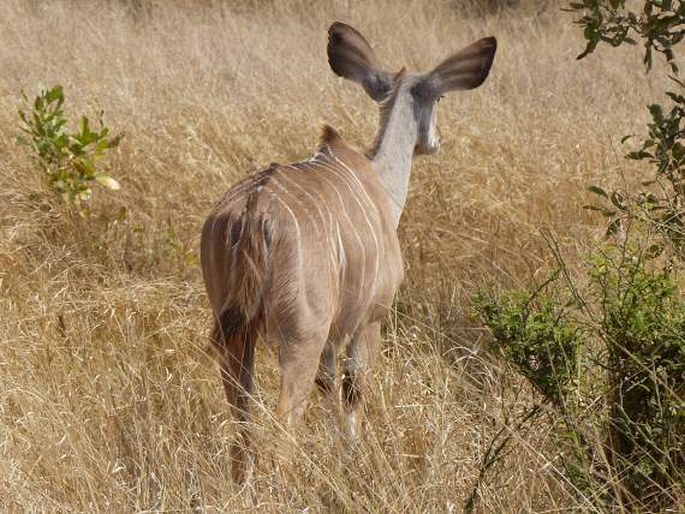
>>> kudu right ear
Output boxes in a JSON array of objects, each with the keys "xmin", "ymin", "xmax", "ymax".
[{"xmin": 327, "ymin": 22, "xmax": 393, "ymax": 102}]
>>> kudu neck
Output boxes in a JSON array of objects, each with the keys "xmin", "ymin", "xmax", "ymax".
[{"xmin": 367, "ymin": 91, "xmax": 417, "ymax": 229}]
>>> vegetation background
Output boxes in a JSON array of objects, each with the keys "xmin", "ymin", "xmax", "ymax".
[{"xmin": 0, "ymin": 0, "xmax": 676, "ymax": 511}]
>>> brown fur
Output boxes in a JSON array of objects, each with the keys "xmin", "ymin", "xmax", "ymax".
[
  {"xmin": 202, "ymin": 128, "xmax": 403, "ymax": 346},
  {"xmin": 200, "ymin": 126, "xmax": 404, "ymax": 482},
  {"xmin": 201, "ymin": 21, "xmax": 496, "ymax": 484}
]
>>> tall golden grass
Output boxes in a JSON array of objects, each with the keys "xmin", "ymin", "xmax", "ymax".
[{"xmin": 0, "ymin": 0, "xmax": 675, "ymax": 511}]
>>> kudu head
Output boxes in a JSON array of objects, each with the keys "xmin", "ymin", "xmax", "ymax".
[{"xmin": 327, "ymin": 22, "xmax": 497, "ymax": 155}]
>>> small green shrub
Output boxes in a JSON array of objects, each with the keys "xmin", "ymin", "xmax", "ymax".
[
  {"xmin": 473, "ymin": 286, "xmax": 581, "ymax": 406},
  {"xmin": 475, "ymin": 248, "xmax": 685, "ymax": 511},
  {"xmin": 18, "ymin": 84, "xmax": 121, "ymax": 211},
  {"xmin": 466, "ymin": 6, "xmax": 685, "ymax": 509},
  {"xmin": 590, "ymin": 252, "xmax": 685, "ymax": 506}
]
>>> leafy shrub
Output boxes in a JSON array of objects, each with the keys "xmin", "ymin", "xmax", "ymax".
[
  {"xmin": 473, "ymin": 286, "xmax": 581, "ymax": 406},
  {"xmin": 567, "ymin": 0, "xmax": 684, "ymax": 71},
  {"xmin": 590, "ymin": 252, "xmax": 685, "ymax": 506},
  {"xmin": 18, "ymin": 84, "xmax": 121, "ymax": 212},
  {"xmin": 463, "ymin": 5, "xmax": 684, "ymax": 509},
  {"xmin": 475, "ymin": 247, "xmax": 685, "ymax": 511}
]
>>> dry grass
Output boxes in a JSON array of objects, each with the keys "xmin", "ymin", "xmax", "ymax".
[{"xmin": 0, "ymin": 0, "xmax": 674, "ymax": 511}]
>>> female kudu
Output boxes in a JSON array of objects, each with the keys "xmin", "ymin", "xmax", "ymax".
[{"xmin": 201, "ymin": 22, "xmax": 496, "ymax": 483}]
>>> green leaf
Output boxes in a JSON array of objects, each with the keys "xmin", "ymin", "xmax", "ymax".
[
  {"xmin": 587, "ymin": 185, "xmax": 609, "ymax": 198},
  {"xmin": 649, "ymin": 104, "xmax": 665, "ymax": 123},
  {"xmin": 45, "ymin": 85, "xmax": 63, "ymax": 104},
  {"xmin": 78, "ymin": 116, "xmax": 101, "ymax": 146},
  {"xmin": 95, "ymin": 139, "xmax": 109, "ymax": 153},
  {"xmin": 606, "ymin": 218, "xmax": 622, "ymax": 238},
  {"xmin": 666, "ymin": 91, "xmax": 685, "ymax": 104},
  {"xmin": 628, "ymin": 150, "xmax": 654, "ymax": 160},
  {"xmin": 577, "ymin": 33, "xmax": 599, "ymax": 60}
]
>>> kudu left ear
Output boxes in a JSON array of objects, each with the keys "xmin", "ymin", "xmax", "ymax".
[
  {"xmin": 418, "ymin": 36, "xmax": 497, "ymax": 101},
  {"xmin": 327, "ymin": 22, "xmax": 394, "ymax": 102}
]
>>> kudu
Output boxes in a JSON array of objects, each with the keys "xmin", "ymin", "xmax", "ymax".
[{"xmin": 201, "ymin": 22, "xmax": 496, "ymax": 483}]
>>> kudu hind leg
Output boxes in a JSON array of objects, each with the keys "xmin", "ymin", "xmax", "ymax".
[
  {"xmin": 217, "ymin": 326, "xmax": 257, "ymax": 485},
  {"xmin": 342, "ymin": 322, "xmax": 380, "ymax": 440},
  {"xmin": 315, "ymin": 342, "xmax": 339, "ymax": 412},
  {"xmin": 275, "ymin": 326, "xmax": 329, "ymax": 425}
]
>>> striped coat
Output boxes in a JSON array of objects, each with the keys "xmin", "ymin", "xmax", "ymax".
[
  {"xmin": 201, "ymin": 125, "xmax": 403, "ymax": 351},
  {"xmin": 200, "ymin": 20, "xmax": 495, "ymax": 483}
]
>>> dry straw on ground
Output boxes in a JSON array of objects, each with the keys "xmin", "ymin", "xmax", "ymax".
[{"xmin": 0, "ymin": 0, "xmax": 672, "ymax": 511}]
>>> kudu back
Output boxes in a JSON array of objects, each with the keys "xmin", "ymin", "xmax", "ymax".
[{"xmin": 201, "ymin": 22, "xmax": 496, "ymax": 483}]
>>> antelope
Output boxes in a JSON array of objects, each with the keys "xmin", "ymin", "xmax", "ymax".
[{"xmin": 200, "ymin": 22, "xmax": 497, "ymax": 483}]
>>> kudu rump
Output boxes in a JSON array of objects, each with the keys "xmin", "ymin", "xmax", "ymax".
[{"xmin": 201, "ymin": 22, "xmax": 496, "ymax": 482}]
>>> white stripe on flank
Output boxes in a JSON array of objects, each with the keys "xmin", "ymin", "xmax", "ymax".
[
  {"xmin": 268, "ymin": 175, "xmax": 317, "ymax": 231},
  {"xmin": 302, "ymin": 158, "xmax": 368, "ymax": 297},
  {"xmin": 309, "ymin": 155, "xmax": 380, "ymax": 295},
  {"xmin": 271, "ymin": 192, "xmax": 302, "ymax": 258},
  {"xmin": 280, "ymin": 166, "xmax": 338, "ymax": 287},
  {"xmin": 327, "ymin": 152, "xmax": 383, "ymax": 292},
  {"xmin": 297, "ymin": 159, "xmax": 347, "ymax": 282},
  {"xmin": 334, "ymin": 219, "xmax": 346, "ymax": 279},
  {"xmin": 281, "ymin": 166, "xmax": 331, "ymax": 229},
  {"xmin": 328, "ymin": 151, "xmax": 382, "ymax": 227}
]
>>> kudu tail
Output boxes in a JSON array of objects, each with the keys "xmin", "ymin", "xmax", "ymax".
[
  {"xmin": 211, "ymin": 304, "xmax": 247, "ymax": 349},
  {"xmin": 209, "ymin": 214, "xmax": 271, "ymax": 351}
]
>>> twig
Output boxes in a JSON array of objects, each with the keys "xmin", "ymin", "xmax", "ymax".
[{"xmin": 464, "ymin": 403, "xmax": 543, "ymax": 513}]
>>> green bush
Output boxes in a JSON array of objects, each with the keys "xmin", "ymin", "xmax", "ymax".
[
  {"xmin": 569, "ymin": 1, "xmax": 685, "ymax": 256},
  {"xmin": 473, "ymin": 286, "xmax": 581, "ymax": 407},
  {"xmin": 475, "ymin": 247, "xmax": 685, "ymax": 511},
  {"xmin": 18, "ymin": 84, "xmax": 121, "ymax": 212},
  {"xmin": 591, "ymin": 252, "xmax": 685, "ymax": 506},
  {"xmin": 466, "ymin": 4, "xmax": 685, "ymax": 510}
]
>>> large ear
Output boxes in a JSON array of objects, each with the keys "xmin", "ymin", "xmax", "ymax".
[
  {"xmin": 327, "ymin": 22, "xmax": 393, "ymax": 102},
  {"xmin": 420, "ymin": 37, "xmax": 497, "ymax": 99}
]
